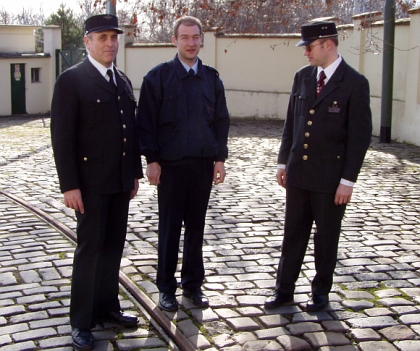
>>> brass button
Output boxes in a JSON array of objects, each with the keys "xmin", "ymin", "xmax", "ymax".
[
  {"xmin": 304, "ymin": 144, "xmax": 308, "ymax": 149},
  {"xmin": 123, "ymin": 152, "xmax": 126, "ymax": 157},
  {"xmin": 308, "ymin": 121, "xmax": 313, "ymax": 126},
  {"xmin": 303, "ymin": 155, "xmax": 308, "ymax": 160},
  {"xmin": 123, "ymin": 124, "xmax": 126, "ymax": 129},
  {"xmin": 83, "ymin": 157, "xmax": 87, "ymax": 161},
  {"xmin": 118, "ymin": 96, "xmax": 121, "ymax": 100},
  {"xmin": 97, "ymin": 99, "xmax": 100, "ymax": 103},
  {"xmin": 124, "ymin": 138, "xmax": 127, "ymax": 143},
  {"xmin": 337, "ymin": 155, "xmax": 341, "ymax": 159},
  {"xmin": 309, "ymin": 109, "xmax": 315, "ymax": 114},
  {"xmin": 120, "ymin": 110, "xmax": 124, "ymax": 114},
  {"xmin": 305, "ymin": 132, "xmax": 310, "ymax": 137}
]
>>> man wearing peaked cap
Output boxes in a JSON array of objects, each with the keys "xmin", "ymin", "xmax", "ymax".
[
  {"xmin": 84, "ymin": 14, "xmax": 124, "ymax": 35},
  {"xmin": 51, "ymin": 13, "xmax": 142, "ymax": 351},
  {"xmin": 265, "ymin": 21, "xmax": 372, "ymax": 312},
  {"xmin": 296, "ymin": 21, "xmax": 338, "ymax": 47}
]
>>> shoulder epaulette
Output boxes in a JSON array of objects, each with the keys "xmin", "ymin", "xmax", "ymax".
[{"xmin": 203, "ymin": 64, "xmax": 220, "ymax": 77}]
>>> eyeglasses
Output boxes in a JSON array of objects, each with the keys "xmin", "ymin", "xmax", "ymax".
[{"xmin": 304, "ymin": 40, "xmax": 326, "ymax": 52}]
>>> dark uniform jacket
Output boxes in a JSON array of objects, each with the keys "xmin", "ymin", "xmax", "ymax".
[
  {"xmin": 278, "ymin": 59, "xmax": 372, "ymax": 193},
  {"xmin": 137, "ymin": 55, "xmax": 230, "ymax": 164},
  {"xmin": 51, "ymin": 58, "xmax": 143, "ymax": 195}
]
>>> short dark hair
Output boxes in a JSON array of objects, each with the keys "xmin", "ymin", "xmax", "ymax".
[
  {"xmin": 173, "ymin": 16, "xmax": 203, "ymax": 38},
  {"xmin": 329, "ymin": 36, "xmax": 339, "ymax": 47}
]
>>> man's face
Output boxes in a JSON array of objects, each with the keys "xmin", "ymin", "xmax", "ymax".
[
  {"xmin": 303, "ymin": 39, "xmax": 328, "ymax": 68},
  {"xmin": 172, "ymin": 24, "xmax": 202, "ymax": 66},
  {"xmin": 84, "ymin": 30, "xmax": 119, "ymax": 68}
]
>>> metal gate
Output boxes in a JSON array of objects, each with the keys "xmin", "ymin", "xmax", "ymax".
[{"xmin": 55, "ymin": 49, "xmax": 86, "ymax": 78}]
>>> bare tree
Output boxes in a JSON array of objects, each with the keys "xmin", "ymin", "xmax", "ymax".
[
  {"xmin": 2, "ymin": 0, "xmax": 416, "ymax": 42},
  {"xmin": 77, "ymin": 0, "xmax": 105, "ymax": 18},
  {"xmin": 0, "ymin": 8, "xmax": 12, "ymax": 24},
  {"xmin": 127, "ymin": 0, "xmax": 416, "ymax": 42}
]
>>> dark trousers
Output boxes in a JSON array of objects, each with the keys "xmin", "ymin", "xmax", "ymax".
[
  {"xmin": 156, "ymin": 159, "xmax": 213, "ymax": 294},
  {"xmin": 276, "ymin": 185, "xmax": 346, "ymax": 296},
  {"xmin": 71, "ymin": 192, "xmax": 130, "ymax": 329}
]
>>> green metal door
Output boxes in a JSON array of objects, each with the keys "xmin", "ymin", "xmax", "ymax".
[{"xmin": 10, "ymin": 63, "xmax": 27, "ymax": 114}]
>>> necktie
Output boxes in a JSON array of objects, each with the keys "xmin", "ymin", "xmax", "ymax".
[
  {"xmin": 188, "ymin": 68, "xmax": 195, "ymax": 77},
  {"xmin": 316, "ymin": 70, "xmax": 326, "ymax": 97},
  {"xmin": 107, "ymin": 69, "xmax": 117, "ymax": 90}
]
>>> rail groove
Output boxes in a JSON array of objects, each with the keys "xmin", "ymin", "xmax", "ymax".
[{"xmin": 0, "ymin": 189, "xmax": 196, "ymax": 351}]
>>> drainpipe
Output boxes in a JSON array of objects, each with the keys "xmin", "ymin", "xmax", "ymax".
[
  {"xmin": 380, "ymin": 0, "xmax": 395, "ymax": 143},
  {"xmin": 106, "ymin": 0, "xmax": 116, "ymax": 15}
]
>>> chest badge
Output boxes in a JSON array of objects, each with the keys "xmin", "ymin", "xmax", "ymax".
[{"xmin": 328, "ymin": 101, "xmax": 341, "ymax": 113}]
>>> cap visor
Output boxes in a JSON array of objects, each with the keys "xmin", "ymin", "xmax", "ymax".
[
  {"xmin": 87, "ymin": 26, "xmax": 124, "ymax": 34},
  {"xmin": 296, "ymin": 39, "xmax": 315, "ymax": 47}
]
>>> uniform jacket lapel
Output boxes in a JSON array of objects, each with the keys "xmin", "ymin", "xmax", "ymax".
[
  {"xmin": 312, "ymin": 60, "xmax": 347, "ymax": 108},
  {"xmin": 303, "ymin": 67, "xmax": 317, "ymax": 107},
  {"xmin": 82, "ymin": 58, "xmax": 118, "ymax": 95},
  {"xmin": 114, "ymin": 68, "xmax": 128, "ymax": 95}
]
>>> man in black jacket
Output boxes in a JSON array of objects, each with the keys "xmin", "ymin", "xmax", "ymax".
[
  {"xmin": 51, "ymin": 14, "xmax": 142, "ymax": 351},
  {"xmin": 137, "ymin": 16, "xmax": 230, "ymax": 312},
  {"xmin": 265, "ymin": 21, "xmax": 372, "ymax": 312}
]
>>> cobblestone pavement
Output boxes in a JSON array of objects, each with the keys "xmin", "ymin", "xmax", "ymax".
[
  {"xmin": 0, "ymin": 194, "xmax": 169, "ymax": 351},
  {"xmin": 1, "ymin": 115, "xmax": 420, "ymax": 351}
]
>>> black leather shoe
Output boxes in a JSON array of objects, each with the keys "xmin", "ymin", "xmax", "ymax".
[
  {"xmin": 106, "ymin": 311, "xmax": 139, "ymax": 327},
  {"xmin": 264, "ymin": 291, "xmax": 293, "ymax": 309},
  {"xmin": 159, "ymin": 292, "xmax": 179, "ymax": 312},
  {"xmin": 72, "ymin": 328, "xmax": 93, "ymax": 351},
  {"xmin": 182, "ymin": 288, "xmax": 209, "ymax": 308},
  {"xmin": 306, "ymin": 294, "xmax": 329, "ymax": 312}
]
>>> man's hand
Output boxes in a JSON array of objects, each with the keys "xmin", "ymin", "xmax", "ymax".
[
  {"xmin": 130, "ymin": 178, "xmax": 139, "ymax": 200},
  {"xmin": 63, "ymin": 189, "xmax": 84, "ymax": 214},
  {"xmin": 146, "ymin": 162, "xmax": 161, "ymax": 186},
  {"xmin": 334, "ymin": 183, "xmax": 353, "ymax": 205},
  {"xmin": 213, "ymin": 161, "xmax": 226, "ymax": 185},
  {"xmin": 276, "ymin": 168, "xmax": 287, "ymax": 188}
]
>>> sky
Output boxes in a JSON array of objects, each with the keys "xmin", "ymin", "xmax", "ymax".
[
  {"xmin": 4, "ymin": 0, "xmax": 83, "ymax": 16},
  {"xmin": 4, "ymin": 0, "xmax": 420, "ymax": 17}
]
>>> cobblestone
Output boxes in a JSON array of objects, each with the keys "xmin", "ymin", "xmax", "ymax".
[{"xmin": 1, "ymin": 116, "xmax": 420, "ymax": 350}]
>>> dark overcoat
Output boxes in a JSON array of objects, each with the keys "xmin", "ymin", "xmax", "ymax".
[
  {"xmin": 51, "ymin": 58, "xmax": 143, "ymax": 195},
  {"xmin": 278, "ymin": 59, "xmax": 372, "ymax": 193}
]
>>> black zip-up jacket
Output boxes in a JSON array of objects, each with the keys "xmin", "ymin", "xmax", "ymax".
[{"xmin": 137, "ymin": 55, "xmax": 230, "ymax": 164}]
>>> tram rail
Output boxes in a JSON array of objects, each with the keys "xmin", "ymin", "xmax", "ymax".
[{"xmin": 0, "ymin": 189, "xmax": 196, "ymax": 351}]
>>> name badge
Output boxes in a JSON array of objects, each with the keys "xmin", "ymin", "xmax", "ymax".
[{"xmin": 328, "ymin": 101, "xmax": 341, "ymax": 113}]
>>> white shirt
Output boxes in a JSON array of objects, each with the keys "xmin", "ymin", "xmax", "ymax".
[
  {"xmin": 88, "ymin": 55, "xmax": 117, "ymax": 85},
  {"xmin": 179, "ymin": 57, "xmax": 198, "ymax": 74},
  {"xmin": 317, "ymin": 54, "xmax": 342, "ymax": 85}
]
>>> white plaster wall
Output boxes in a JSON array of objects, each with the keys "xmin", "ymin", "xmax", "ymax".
[
  {"xmin": 26, "ymin": 58, "xmax": 52, "ymax": 114},
  {"xmin": 0, "ymin": 61, "xmax": 12, "ymax": 115},
  {"xmin": 0, "ymin": 26, "xmax": 38, "ymax": 52},
  {"xmin": 0, "ymin": 58, "xmax": 51, "ymax": 116},
  {"xmin": 2, "ymin": 11, "xmax": 420, "ymax": 146}
]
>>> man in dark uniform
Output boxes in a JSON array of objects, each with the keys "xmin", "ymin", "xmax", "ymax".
[
  {"xmin": 137, "ymin": 16, "xmax": 230, "ymax": 312},
  {"xmin": 265, "ymin": 21, "xmax": 372, "ymax": 312},
  {"xmin": 50, "ymin": 14, "xmax": 143, "ymax": 350}
]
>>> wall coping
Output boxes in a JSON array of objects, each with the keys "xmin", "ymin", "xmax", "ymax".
[{"xmin": 407, "ymin": 7, "xmax": 420, "ymax": 14}]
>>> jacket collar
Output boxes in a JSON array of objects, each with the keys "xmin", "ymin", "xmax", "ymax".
[
  {"xmin": 173, "ymin": 54, "xmax": 203, "ymax": 79},
  {"xmin": 306, "ymin": 59, "xmax": 347, "ymax": 107},
  {"xmin": 82, "ymin": 57, "xmax": 126, "ymax": 95}
]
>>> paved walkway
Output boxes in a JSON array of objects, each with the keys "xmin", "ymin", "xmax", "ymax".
[{"xmin": 0, "ymin": 115, "xmax": 419, "ymax": 351}]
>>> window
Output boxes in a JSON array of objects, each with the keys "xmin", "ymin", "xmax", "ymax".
[{"xmin": 31, "ymin": 68, "xmax": 40, "ymax": 83}]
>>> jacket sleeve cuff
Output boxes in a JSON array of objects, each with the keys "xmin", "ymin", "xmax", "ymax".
[{"xmin": 144, "ymin": 152, "xmax": 159, "ymax": 164}]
